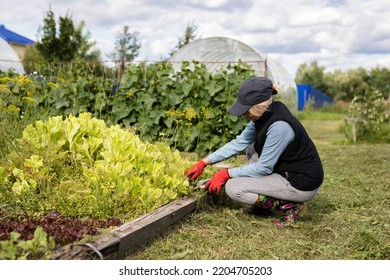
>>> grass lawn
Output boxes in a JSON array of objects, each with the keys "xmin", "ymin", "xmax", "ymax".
[{"xmin": 127, "ymin": 113, "xmax": 390, "ymax": 260}]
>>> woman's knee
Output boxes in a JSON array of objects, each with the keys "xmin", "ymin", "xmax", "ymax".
[
  {"xmin": 225, "ymin": 180, "xmax": 239, "ymax": 198},
  {"xmin": 225, "ymin": 179, "xmax": 259, "ymax": 205}
]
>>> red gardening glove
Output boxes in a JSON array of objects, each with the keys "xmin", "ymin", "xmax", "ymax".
[
  {"xmin": 205, "ymin": 169, "xmax": 230, "ymax": 194},
  {"xmin": 185, "ymin": 160, "xmax": 206, "ymax": 181}
]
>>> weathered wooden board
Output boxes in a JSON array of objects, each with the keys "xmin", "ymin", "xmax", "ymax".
[{"xmin": 53, "ymin": 197, "xmax": 196, "ymax": 260}]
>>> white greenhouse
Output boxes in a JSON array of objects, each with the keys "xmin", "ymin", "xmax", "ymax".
[
  {"xmin": 169, "ymin": 37, "xmax": 297, "ymax": 113},
  {"xmin": 0, "ymin": 37, "xmax": 25, "ymax": 75}
]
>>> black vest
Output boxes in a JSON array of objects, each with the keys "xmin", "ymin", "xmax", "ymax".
[{"xmin": 254, "ymin": 101, "xmax": 324, "ymax": 191}]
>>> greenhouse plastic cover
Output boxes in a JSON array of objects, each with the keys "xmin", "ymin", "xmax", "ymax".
[
  {"xmin": 169, "ymin": 37, "xmax": 297, "ymax": 113},
  {"xmin": 0, "ymin": 37, "xmax": 25, "ymax": 74}
]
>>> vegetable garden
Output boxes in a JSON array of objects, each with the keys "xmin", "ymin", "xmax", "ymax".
[
  {"xmin": 0, "ymin": 61, "xmax": 254, "ymax": 259},
  {"xmin": 1, "ymin": 61, "xmax": 389, "ymax": 260}
]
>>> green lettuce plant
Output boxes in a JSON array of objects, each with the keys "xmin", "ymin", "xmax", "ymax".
[{"xmin": 2, "ymin": 113, "xmax": 191, "ymax": 220}]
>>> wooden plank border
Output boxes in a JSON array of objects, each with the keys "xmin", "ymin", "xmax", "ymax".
[{"xmin": 53, "ymin": 197, "xmax": 197, "ymax": 260}]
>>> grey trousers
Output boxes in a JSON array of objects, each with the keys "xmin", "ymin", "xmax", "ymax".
[{"xmin": 224, "ymin": 144, "xmax": 319, "ymax": 205}]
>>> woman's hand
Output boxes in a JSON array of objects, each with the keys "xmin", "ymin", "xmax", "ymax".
[
  {"xmin": 185, "ymin": 160, "xmax": 207, "ymax": 181},
  {"xmin": 204, "ymin": 169, "xmax": 230, "ymax": 194}
]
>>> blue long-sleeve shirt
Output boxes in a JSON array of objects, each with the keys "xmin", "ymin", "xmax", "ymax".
[{"xmin": 207, "ymin": 121, "xmax": 295, "ymax": 178}]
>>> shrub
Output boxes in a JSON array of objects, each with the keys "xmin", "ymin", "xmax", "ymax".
[{"xmin": 347, "ymin": 90, "xmax": 390, "ymax": 142}]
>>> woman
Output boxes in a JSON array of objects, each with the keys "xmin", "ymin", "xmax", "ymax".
[{"xmin": 185, "ymin": 77, "xmax": 324, "ymax": 227}]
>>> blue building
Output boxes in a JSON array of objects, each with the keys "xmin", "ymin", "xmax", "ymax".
[{"xmin": 297, "ymin": 84, "xmax": 334, "ymax": 110}]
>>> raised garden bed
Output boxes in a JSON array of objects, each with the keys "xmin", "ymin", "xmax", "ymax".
[{"xmin": 53, "ymin": 197, "xmax": 196, "ymax": 259}]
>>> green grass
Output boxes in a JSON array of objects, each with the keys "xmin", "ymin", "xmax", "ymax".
[{"xmin": 126, "ymin": 112, "xmax": 390, "ymax": 260}]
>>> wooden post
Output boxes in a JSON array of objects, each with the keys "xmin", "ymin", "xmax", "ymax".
[
  {"xmin": 344, "ymin": 117, "xmax": 364, "ymax": 143},
  {"xmin": 352, "ymin": 120, "xmax": 357, "ymax": 144},
  {"xmin": 264, "ymin": 57, "xmax": 268, "ymax": 78}
]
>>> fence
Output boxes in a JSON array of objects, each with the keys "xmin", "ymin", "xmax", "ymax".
[{"xmin": 0, "ymin": 58, "xmax": 267, "ymax": 76}]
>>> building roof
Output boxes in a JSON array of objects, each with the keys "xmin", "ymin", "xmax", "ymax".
[
  {"xmin": 0, "ymin": 37, "xmax": 25, "ymax": 74},
  {"xmin": 0, "ymin": 24, "xmax": 34, "ymax": 45}
]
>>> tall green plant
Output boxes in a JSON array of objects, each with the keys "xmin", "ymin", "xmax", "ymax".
[{"xmin": 118, "ymin": 61, "xmax": 254, "ymax": 155}]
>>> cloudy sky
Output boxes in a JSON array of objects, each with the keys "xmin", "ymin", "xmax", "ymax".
[{"xmin": 1, "ymin": 0, "xmax": 389, "ymax": 77}]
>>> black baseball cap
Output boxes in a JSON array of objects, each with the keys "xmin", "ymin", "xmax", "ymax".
[{"xmin": 228, "ymin": 77, "xmax": 277, "ymax": 116}]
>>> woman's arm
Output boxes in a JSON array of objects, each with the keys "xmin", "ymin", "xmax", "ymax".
[
  {"xmin": 228, "ymin": 121, "xmax": 294, "ymax": 177},
  {"xmin": 205, "ymin": 121, "xmax": 256, "ymax": 164}
]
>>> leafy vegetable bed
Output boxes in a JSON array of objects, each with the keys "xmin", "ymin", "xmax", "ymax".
[{"xmin": 0, "ymin": 113, "xmax": 192, "ymax": 259}]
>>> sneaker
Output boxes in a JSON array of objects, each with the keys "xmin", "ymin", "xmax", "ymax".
[
  {"xmin": 242, "ymin": 205, "xmax": 274, "ymax": 217},
  {"xmin": 273, "ymin": 204, "xmax": 307, "ymax": 227}
]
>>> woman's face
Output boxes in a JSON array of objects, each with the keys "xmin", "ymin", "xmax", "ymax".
[
  {"xmin": 244, "ymin": 99, "xmax": 271, "ymax": 121},
  {"xmin": 244, "ymin": 111, "xmax": 261, "ymax": 122}
]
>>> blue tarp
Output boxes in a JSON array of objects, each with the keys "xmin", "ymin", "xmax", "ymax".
[
  {"xmin": 0, "ymin": 24, "xmax": 34, "ymax": 45},
  {"xmin": 297, "ymin": 84, "xmax": 334, "ymax": 110}
]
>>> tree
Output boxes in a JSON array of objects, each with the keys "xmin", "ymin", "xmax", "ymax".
[
  {"xmin": 368, "ymin": 66, "xmax": 390, "ymax": 99},
  {"xmin": 337, "ymin": 68, "xmax": 369, "ymax": 101},
  {"xmin": 35, "ymin": 9, "xmax": 99, "ymax": 62},
  {"xmin": 295, "ymin": 61, "xmax": 330, "ymax": 94},
  {"xmin": 73, "ymin": 15, "xmax": 101, "ymax": 62},
  {"xmin": 108, "ymin": 25, "xmax": 141, "ymax": 63},
  {"xmin": 295, "ymin": 61, "xmax": 390, "ymax": 102},
  {"xmin": 168, "ymin": 21, "xmax": 198, "ymax": 58}
]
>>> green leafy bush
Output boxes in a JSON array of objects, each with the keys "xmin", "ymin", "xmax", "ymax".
[
  {"xmin": 117, "ymin": 61, "xmax": 254, "ymax": 155},
  {"xmin": 348, "ymin": 90, "xmax": 390, "ymax": 142},
  {"xmin": 1, "ymin": 61, "xmax": 254, "ymax": 156}
]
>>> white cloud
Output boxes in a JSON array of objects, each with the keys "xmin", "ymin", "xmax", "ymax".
[
  {"xmin": 190, "ymin": 0, "xmax": 229, "ymax": 8},
  {"xmin": 1, "ymin": 0, "xmax": 389, "ymax": 76},
  {"xmin": 288, "ymin": 7, "xmax": 341, "ymax": 28}
]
